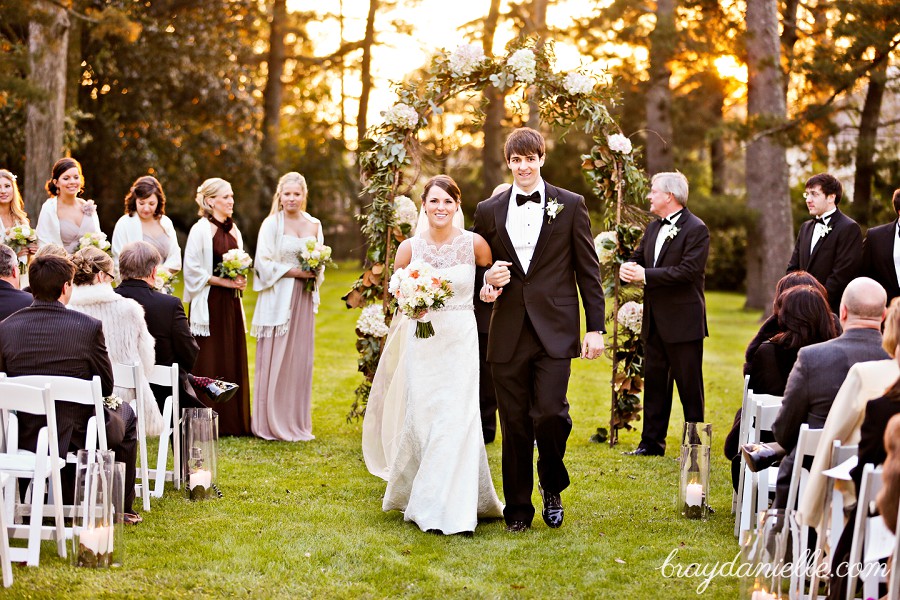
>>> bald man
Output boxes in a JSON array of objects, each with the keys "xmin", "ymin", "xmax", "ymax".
[{"xmin": 771, "ymin": 277, "xmax": 890, "ymax": 508}]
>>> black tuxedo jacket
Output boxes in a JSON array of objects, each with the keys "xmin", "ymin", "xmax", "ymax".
[
  {"xmin": 850, "ymin": 393, "xmax": 900, "ymax": 492},
  {"xmin": 861, "ymin": 219, "xmax": 900, "ymax": 303},
  {"xmin": 630, "ymin": 208, "xmax": 709, "ymax": 344},
  {"xmin": 786, "ymin": 209, "xmax": 862, "ymax": 311},
  {"xmin": 0, "ymin": 300, "xmax": 116, "ymax": 456},
  {"xmin": 0, "ymin": 279, "xmax": 32, "ymax": 321},
  {"xmin": 473, "ymin": 183, "xmax": 606, "ymax": 362},
  {"xmin": 115, "ymin": 279, "xmax": 199, "ymax": 402}
]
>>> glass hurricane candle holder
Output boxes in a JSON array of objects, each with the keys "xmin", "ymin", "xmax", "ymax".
[
  {"xmin": 182, "ymin": 408, "xmax": 219, "ymax": 501},
  {"xmin": 72, "ymin": 449, "xmax": 122, "ymax": 567}
]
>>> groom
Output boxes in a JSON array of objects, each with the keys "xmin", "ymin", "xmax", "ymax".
[{"xmin": 474, "ymin": 127, "xmax": 606, "ymax": 532}]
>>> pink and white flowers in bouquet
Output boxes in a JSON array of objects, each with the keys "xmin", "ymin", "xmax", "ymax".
[
  {"xmin": 388, "ymin": 260, "xmax": 454, "ymax": 339},
  {"xmin": 296, "ymin": 239, "xmax": 335, "ymax": 292},
  {"xmin": 617, "ymin": 301, "xmax": 643, "ymax": 335},
  {"xmin": 215, "ymin": 248, "xmax": 252, "ymax": 297},
  {"xmin": 3, "ymin": 224, "xmax": 37, "ymax": 272},
  {"xmin": 154, "ymin": 266, "xmax": 178, "ymax": 295},
  {"xmin": 77, "ymin": 231, "xmax": 112, "ymax": 255}
]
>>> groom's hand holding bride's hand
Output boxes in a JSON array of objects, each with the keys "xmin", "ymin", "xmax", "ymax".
[
  {"xmin": 479, "ymin": 284, "xmax": 502, "ymax": 303},
  {"xmin": 485, "ymin": 260, "xmax": 512, "ymax": 287},
  {"xmin": 581, "ymin": 332, "xmax": 605, "ymax": 360}
]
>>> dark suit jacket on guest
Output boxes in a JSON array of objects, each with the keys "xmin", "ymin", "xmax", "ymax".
[
  {"xmin": 629, "ymin": 207, "xmax": 709, "ymax": 344},
  {"xmin": 0, "ymin": 300, "xmax": 116, "ymax": 456},
  {"xmin": 0, "ymin": 279, "xmax": 32, "ymax": 321},
  {"xmin": 114, "ymin": 279, "xmax": 200, "ymax": 407},
  {"xmin": 786, "ymin": 209, "xmax": 863, "ymax": 312},
  {"xmin": 473, "ymin": 183, "xmax": 606, "ymax": 362},
  {"xmin": 861, "ymin": 219, "xmax": 900, "ymax": 304},
  {"xmin": 748, "ymin": 341, "xmax": 799, "ymax": 397},
  {"xmin": 849, "ymin": 394, "xmax": 900, "ymax": 492}
]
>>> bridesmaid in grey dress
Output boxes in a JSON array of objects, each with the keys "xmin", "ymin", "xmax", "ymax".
[
  {"xmin": 250, "ymin": 172, "xmax": 321, "ymax": 441},
  {"xmin": 35, "ymin": 158, "xmax": 102, "ymax": 253},
  {"xmin": 111, "ymin": 176, "xmax": 183, "ymax": 274}
]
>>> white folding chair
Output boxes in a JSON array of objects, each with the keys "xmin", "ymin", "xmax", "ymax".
[
  {"xmin": 733, "ymin": 375, "xmax": 751, "ymax": 519},
  {"xmin": 737, "ymin": 392, "xmax": 783, "ymax": 540},
  {"xmin": 784, "ymin": 424, "xmax": 824, "ymax": 599},
  {"xmin": 0, "ymin": 472, "xmax": 12, "ymax": 587},
  {"xmin": 112, "ymin": 362, "xmax": 151, "ymax": 511},
  {"xmin": 148, "ymin": 364, "xmax": 181, "ymax": 494},
  {"xmin": 846, "ymin": 465, "xmax": 892, "ymax": 600},
  {"xmin": 889, "ymin": 499, "xmax": 900, "ymax": 600},
  {"xmin": 808, "ymin": 441, "xmax": 858, "ymax": 597},
  {"xmin": 0, "ymin": 380, "xmax": 67, "ymax": 567}
]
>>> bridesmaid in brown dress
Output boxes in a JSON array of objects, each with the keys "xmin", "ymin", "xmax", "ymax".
[{"xmin": 182, "ymin": 178, "xmax": 251, "ymax": 436}]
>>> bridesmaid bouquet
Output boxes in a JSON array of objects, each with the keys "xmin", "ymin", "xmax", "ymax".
[
  {"xmin": 388, "ymin": 260, "xmax": 454, "ymax": 339},
  {"xmin": 216, "ymin": 248, "xmax": 252, "ymax": 297},
  {"xmin": 296, "ymin": 239, "xmax": 335, "ymax": 293},
  {"xmin": 78, "ymin": 231, "xmax": 112, "ymax": 255},
  {"xmin": 3, "ymin": 224, "xmax": 37, "ymax": 272},
  {"xmin": 154, "ymin": 266, "xmax": 178, "ymax": 295}
]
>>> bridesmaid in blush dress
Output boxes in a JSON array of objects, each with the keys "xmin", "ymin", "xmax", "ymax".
[
  {"xmin": 35, "ymin": 158, "xmax": 102, "ymax": 253},
  {"xmin": 183, "ymin": 177, "xmax": 252, "ymax": 436},
  {"xmin": 250, "ymin": 172, "xmax": 321, "ymax": 441}
]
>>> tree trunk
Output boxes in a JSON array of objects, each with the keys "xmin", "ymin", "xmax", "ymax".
[
  {"xmin": 710, "ymin": 77, "xmax": 726, "ymax": 196},
  {"xmin": 259, "ymin": 0, "xmax": 288, "ymax": 219},
  {"xmin": 524, "ymin": 0, "xmax": 547, "ymax": 130},
  {"xmin": 481, "ymin": 0, "xmax": 505, "ymax": 199},
  {"xmin": 356, "ymin": 0, "xmax": 379, "ymax": 145},
  {"xmin": 852, "ymin": 61, "xmax": 887, "ymax": 226},
  {"xmin": 744, "ymin": 0, "xmax": 792, "ymax": 312},
  {"xmin": 645, "ymin": 0, "xmax": 675, "ymax": 174},
  {"xmin": 25, "ymin": 1, "xmax": 70, "ymax": 219}
]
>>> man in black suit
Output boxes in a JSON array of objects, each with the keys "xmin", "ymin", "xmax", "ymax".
[
  {"xmin": 475, "ymin": 127, "xmax": 606, "ymax": 532},
  {"xmin": 786, "ymin": 173, "xmax": 863, "ymax": 312},
  {"xmin": 0, "ymin": 254, "xmax": 140, "ymax": 520},
  {"xmin": 620, "ymin": 171, "xmax": 710, "ymax": 457},
  {"xmin": 0, "ymin": 244, "xmax": 31, "ymax": 321},
  {"xmin": 861, "ymin": 188, "xmax": 900, "ymax": 304},
  {"xmin": 114, "ymin": 241, "xmax": 202, "ymax": 411}
]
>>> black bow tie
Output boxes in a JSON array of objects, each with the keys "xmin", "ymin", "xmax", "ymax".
[
  {"xmin": 661, "ymin": 211, "xmax": 682, "ymax": 226},
  {"xmin": 516, "ymin": 191, "xmax": 541, "ymax": 206},
  {"xmin": 814, "ymin": 216, "xmax": 830, "ymax": 225}
]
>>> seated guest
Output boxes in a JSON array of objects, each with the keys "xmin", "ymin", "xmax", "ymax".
[
  {"xmin": 877, "ymin": 413, "xmax": 900, "ymax": 534},
  {"xmin": 725, "ymin": 284, "xmax": 838, "ymax": 490},
  {"xmin": 114, "ymin": 241, "xmax": 203, "ymax": 412},
  {"xmin": 798, "ymin": 297, "xmax": 900, "ymax": 532},
  {"xmin": 772, "ymin": 277, "xmax": 889, "ymax": 509},
  {"xmin": 0, "ymin": 254, "xmax": 141, "ymax": 523},
  {"xmin": 67, "ymin": 246, "xmax": 163, "ymax": 436},
  {"xmin": 0, "ymin": 244, "xmax": 31, "ymax": 320}
]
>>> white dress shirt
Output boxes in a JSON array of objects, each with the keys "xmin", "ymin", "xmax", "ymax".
[
  {"xmin": 506, "ymin": 180, "xmax": 546, "ymax": 273},
  {"xmin": 893, "ymin": 222, "xmax": 900, "ymax": 287},
  {"xmin": 653, "ymin": 210, "xmax": 683, "ymax": 266},
  {"xmin": 810, "ymin": 208, "xmax": 836, "ymax": 253}
]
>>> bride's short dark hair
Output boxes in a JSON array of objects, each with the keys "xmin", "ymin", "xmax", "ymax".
[{"xmin": 422, "ymin": 175, "xmax": 460, "ymax": 203}]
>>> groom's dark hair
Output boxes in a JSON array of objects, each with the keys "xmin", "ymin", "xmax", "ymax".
[
  {"xmin": 504, "ymin": 127, "xmax": 545, "ymax": 161},
  {"xmin": 28, "ymin": 254, "xmax": 75, "ymax": 302}
]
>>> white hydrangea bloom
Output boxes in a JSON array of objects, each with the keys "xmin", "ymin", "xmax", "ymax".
[
  {"xmin": 594, "ymin": 231, "xmax": 617, "ymax": 264},
  {"xmin": 382, "ymin": 103, "xmax": 419, "ymax": 130},
  {"xmin": 449, "ymin": 44, "xmax": 486, "ymax": 77},
  {"xmin": 392, "ymin": 195, "xmax": 418, "ymax": 230},
  {"xmin": 563, "ymin": 72, "xmax": 594, "ymax": 95},
  {"xmin": 357, "ymin": 304, "xmax": 391, "ymax": 338},
  {"xmin": 617, "ymin": 301, "xmax": 643, "ymax": 334},
  {"xmin": 507, "ymin": 48, "xmax": 537, "ymax": 84},
  {"xmin": 608, "ymin": 133, "xmax": 633, "ymax": 154}
]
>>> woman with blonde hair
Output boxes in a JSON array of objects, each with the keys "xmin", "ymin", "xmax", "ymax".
[
  {"xmin": 0, "ymin": 169, "xmax": 36, "ymax": 278},
  {"xmin": 182, "ymin": 177, "xmax": 251, "ymax": 436},
  {"xmin": 35, "ymin": 158, "xmax": 102, "ymax": 253},
  {"xmin": 111, "ymin": 176, "xmax": 182, "ymax": 272},
  {"xmin": 250, "ymin": 172, "xmax": 320, "ymax": 441}
]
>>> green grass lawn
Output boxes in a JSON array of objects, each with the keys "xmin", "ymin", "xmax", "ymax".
[{"xmin": 7, "ymin": 266, "xmax": 763, "ymax": 598}]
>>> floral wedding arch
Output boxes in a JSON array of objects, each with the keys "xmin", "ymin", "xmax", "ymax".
[{"xmin": 343, "ymin": 37, "xmax": 649, "ymax": 446}]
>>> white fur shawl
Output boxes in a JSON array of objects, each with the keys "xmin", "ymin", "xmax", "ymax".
[{"xmin": 67, "ymin": 283, "xmax": 164, "ymax": 435}]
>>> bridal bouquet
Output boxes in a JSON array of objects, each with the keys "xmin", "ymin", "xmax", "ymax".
[
  {"xmin": 216, "ymin": 248, "xmax": 252, "ymax": 297},
  {"xmin": 296, "ymin": 239, "xmax": 335, "ymax": 293},
  {"xmin": 154, "ymin": 266, "xmax": 178, "ymax": 295},
  {"xmin": 388, "ymin": 260, "xmax": 454, "ymax": 339},
  {"xmin": 3, "ymin": 224, "xmax": 37, "ymax": 272},
  {"xmin": 78, "ymin": 231, "xmax": 112, "ymax": 255}
]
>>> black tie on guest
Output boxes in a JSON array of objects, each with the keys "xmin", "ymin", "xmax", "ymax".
[
  {"xmin": 516, "ymin": 191, "xmax": 541, "ymax": 206},
  {"xmin": 661, "ymin": 210, "xmax": 683, "ymax": 225},
  {"xmin": 814, "ymin": 216, "xmax": 830, "ymax": 225}
]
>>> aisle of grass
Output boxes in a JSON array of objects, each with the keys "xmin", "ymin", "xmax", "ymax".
[{"xmin": 8, "ymin": 266, "xmax": 762, "ymax": 598}]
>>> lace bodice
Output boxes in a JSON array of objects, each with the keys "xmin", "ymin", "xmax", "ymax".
[
  {"xmin": 410, "ymin": 231, "xmax": 475, "ymax": 309},
  {"xmin": 281, "ymin": 235, "xmax": 314, "ymax": 268}
]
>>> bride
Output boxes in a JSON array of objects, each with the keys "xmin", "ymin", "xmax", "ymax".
[{"xmin": 362, "ymin": 174, "xmax": 504, "ymax": 534}]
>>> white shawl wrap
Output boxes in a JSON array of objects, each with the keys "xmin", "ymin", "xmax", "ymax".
[
  {"xmin": 251, "ymin": 212, "xmax": 323, "ymax": 337},
  {"xmin": 183, "ymin": 218, "xmax": 244, "ymax": 336},
  {"xmin": 35, "ymin": 197, "xmax": 102, "ymax": 248},
  {"xmin": 111, "ymin": 213, "xmax": 183, "ymax": 271}
]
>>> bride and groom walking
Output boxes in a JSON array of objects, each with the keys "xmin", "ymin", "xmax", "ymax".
[{"xmin": 362, "ymin": 128, "xmax": 607, "ymax": 535}]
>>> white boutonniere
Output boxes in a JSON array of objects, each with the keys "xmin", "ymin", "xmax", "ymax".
[
  {"xmin": 103, "ymin": 394, "xmax": 124, "ymax": 411},
  {"xmin": 545, "ymin": 198, "xmax": 564, "ymax": 222},
  {"xmin": 814, "ymin": 222, "xmax": 832, "ymax": 238},
  {"xmin": 664, "ymin": 226, "xmax": 680, "ymax": 242}
]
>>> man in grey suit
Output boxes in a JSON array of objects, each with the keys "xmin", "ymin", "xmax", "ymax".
[{"xmin": 771, "ymin": 277, "xmax": 889, "ymax": 507}]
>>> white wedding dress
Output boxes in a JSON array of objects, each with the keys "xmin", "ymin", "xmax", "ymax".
[{"xmin": 362, "ymin": 230, "xmax": 503, "ymax": 534}]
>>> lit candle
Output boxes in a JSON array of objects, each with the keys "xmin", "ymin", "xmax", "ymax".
[
  {"xmin": 190, "ymin": 469, "xmax": 212, "ymax": 490},
  {"xmin": 685, "ymin": 483, "xmax": 703, "ymax": 507},
  {"xmin": 80, "ymin": 526, "xmax": 112, "ymax": 555},
  {"xmin": 751, "ymin": 590, "xmax": 777, "ymax": 600}
]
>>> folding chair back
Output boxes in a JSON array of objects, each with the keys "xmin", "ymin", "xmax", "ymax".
[
  {"xmin": 112, "ymin": 362, "xmax": 150, "ymax": 511},
  {"xmin": 846, "ymin": 465, "xmax": 891, "ymax": 600},
  {"xmin": 147, "ymin": 364, "xmax": 181, "ymax": 493},
  {"xmin": 737, "ymin": 393, "xmax": 783, "ymax": 541},
  {"xmin": 784, "ymin": 424, "xmax": 824, "ymax": 598}
]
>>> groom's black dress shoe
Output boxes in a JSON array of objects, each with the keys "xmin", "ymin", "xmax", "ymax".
[
  {"xmin": 624, "ymin": 445, "xmax": 664, "ymax": 457},
  {"xmin": 539, "ymin": 486, "xmax": 564, "ymax": 528},
  {"xmin": 740, "ymin": 442, "xmax": 785, "ymax": 473},
  {"xmin": 505, "ymin": 521, "xmax": 530, "ymax": 533},
  {"xmin": 191, "ymin": 375, "xmax": 240, "ymax": 404}
]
